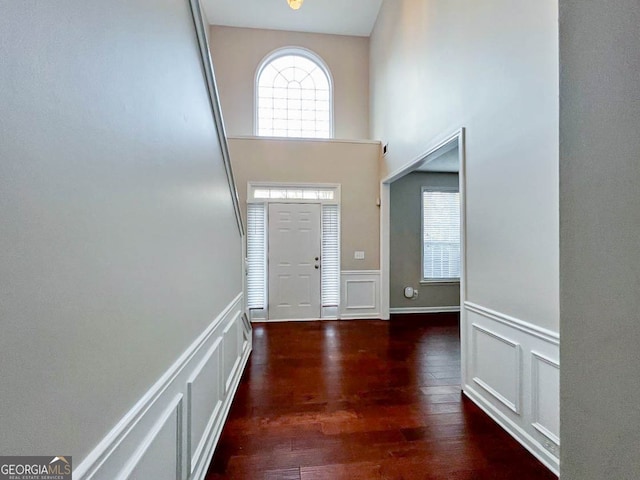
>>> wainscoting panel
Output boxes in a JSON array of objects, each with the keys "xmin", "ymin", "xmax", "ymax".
[
  {"xmin": 463, "ymin": 302, "xmax": 559, "ymax": 475},
  {"xmin": 121, "ymin": 395, "xmax": 183, "ymax": 480},
  {"xmin": 223, "ymin": 316, "xmax": 240, "ymax": 393},
  {"xmin": 471, "ymin": 324, "xmax": 521, "ymax": 414},
  {"xmin": 340, "ymin": 270, "xmax": 381, "ymax": 319},
  {"xmin": 73, "ymin": 293, "xmax": 251, "ymax": 480},
  {"xmin": 187, "ymin": 339, "xmax": 222, "ymax": 477},
  {"xmin": 531, "ymin": 352, "xmax": 560, "ymax": 448}
]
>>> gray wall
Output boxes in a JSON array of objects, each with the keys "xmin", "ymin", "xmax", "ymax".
[
  {"xmin": 560, "ymin": 0, "xmax": 640, "ymax": 478},
  {"xmin": 0, "ymin": 0, "xmax": 242, "ymax": 462},
  {"xmin": 390, "ymin": 172, "xmax": 460, "ymax": 309}
]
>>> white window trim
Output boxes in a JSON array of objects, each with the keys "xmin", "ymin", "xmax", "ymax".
[
  {"xmin": 248, "ymin": 182, "xmax": 341, "ymax": 205},
  {"xmin": 254, "ymin": 46, "xmax": 335, "ymax": 139},
  {"xmin": 421, "ymin": 186, "xmax": 461, "ymax": 284}
]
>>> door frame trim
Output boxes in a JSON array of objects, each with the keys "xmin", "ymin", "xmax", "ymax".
[
  {"xmin": 247, "ymin": 182, "xmax": 341, "ymax": 205},
  {"xmin": 379, "ymin": 127, "xmax": 467, "ymax": 380},
  {"xmin": 380, "ymin": 128, "xmax": 466, "ymax": 319},
  {"xmin": 247, "ymin": 182, "xmax": 342, "ymax": 321}
]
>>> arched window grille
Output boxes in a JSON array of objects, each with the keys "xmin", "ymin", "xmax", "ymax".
[{"xmin": 256, "ymin": 48, "xmax": 332, "ymax": 138}]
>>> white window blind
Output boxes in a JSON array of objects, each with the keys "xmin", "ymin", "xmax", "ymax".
[
  {"xmin": 423, "ymin": 190, "xmax": 461, "ymax": 280},
  {"xmin": 321, "ymin": 204, "xmax": 340, "ymax": 307},
  {"xmin": 246, "ymin": 204, "xmax": 266, "ymax": 309}
]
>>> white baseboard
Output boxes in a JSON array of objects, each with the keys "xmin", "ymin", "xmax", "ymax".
[
  {"xmin": 249, "ymin": 308, "xmax": 267, "ymax": 322},
  {"xmin": 73, "ymin": 293, "xmax": 251, "ymax": 480},
  {"xmin": 464, "ymin": 386, "xmax": 559, "ymax": 475},
  {"xmin": 389, "ymin": 306, "xmax": 460, "ymax": 314},
  {"xmin": 340, "ymin": 313, "xmax": 382, "ymax": 320},
  {"xmin": 462, "ymin": 302, "xmax": 559, "ymax": 476}
]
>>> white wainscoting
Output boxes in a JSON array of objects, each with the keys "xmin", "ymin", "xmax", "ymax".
[
  {"xmin": 340, "ymin": 270, "xmax": 381, "ymax": 319},
  {"xmin": 74, "ymin": 293, "xmax": 252, "ymax": 480},
  {"xmin": 463, "ymin": 302, "xmax": 560, "ymax": 475}
]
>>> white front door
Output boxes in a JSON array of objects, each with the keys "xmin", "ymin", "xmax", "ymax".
[{"xmin": 268, "ymin": 203, "xmax": 321, "ymax": 320}]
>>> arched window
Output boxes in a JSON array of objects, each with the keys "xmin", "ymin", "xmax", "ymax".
[{"xmin": 256, "ymin": 48, "xmax": 332, "ymax": 138}]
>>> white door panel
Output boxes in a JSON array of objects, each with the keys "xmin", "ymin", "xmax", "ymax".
[{"xmin": 268, "ymin": 203, "xmax": 321, "ymax": 320}]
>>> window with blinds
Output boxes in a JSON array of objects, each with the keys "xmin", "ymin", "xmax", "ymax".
[
  {"xmin": 422, "ymin": 189, "xmax": 461, "ymax": 280},
  {"xmin": 256, "ymin": 51, "xmax": 332, "ymax": 138},
  {"xmin": 246, "ymin": 204, "xmax": 266, "ymax": 309},
  {"xmin": 321, "ymin": 204, "xmax": 340, "ymax": 307}
]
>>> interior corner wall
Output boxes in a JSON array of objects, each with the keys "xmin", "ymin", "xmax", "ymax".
[
  {"xmin": 228, "ymin": 137, "xmax": 380, "ymax": 271},
  {"xmin": 560, "ymin": 1, "xmax": 640, "ymax": 478},
  {"xmin": 0, "ymin": 0, "xmax": 243, "ymax": 471},
  {"xmin": 371, "ymin": 0, "xmax": 559, "ymax": 332},
  {"xmin": 390, "ymin": 172, "xmax": 460, "ymax": 309},
  {"xmin": 208, "ymin": 25, "xmax": 370, "ymax": 139},
  {"xmin": 371, "ymin": 0, "xmax": 560, "ymax": 472}
]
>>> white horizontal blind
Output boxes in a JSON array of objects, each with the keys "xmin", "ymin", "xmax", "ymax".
[
  {"xmin": 246, "ymin": 204, "xmax": 266, "ymax": 309},
  {"xmin": 321, "ymin": 204, "xmax": 340, "ymax": 306},
  {"xmin": 423, "ymin": 190, "xmax": 460, "ymax": 280}
]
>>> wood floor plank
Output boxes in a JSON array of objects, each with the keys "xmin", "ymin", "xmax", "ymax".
[
  {"xmin": 300, "ymin": 462, "xmax": 383, "ymax": 480},
  {"xmin": 205, "ymin": 314, "xmax": 556, "ymax": 479},
  {"xmin": 264, "ymin": 467, "xmax": 301, "ymax": 480}
]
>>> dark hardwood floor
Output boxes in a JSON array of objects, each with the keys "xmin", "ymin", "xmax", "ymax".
[{"xmin": 206, "ymin": 314, "xmax": 556, "ymax": 479}]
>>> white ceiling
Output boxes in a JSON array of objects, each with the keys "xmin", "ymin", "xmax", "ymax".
[
  {"xmin": 416, "ymin": 145, "xmax": 460, "ymax": 173},
  {"xmin": 202, "ymin": 0, "xmax": 384, "ymax": 37}
]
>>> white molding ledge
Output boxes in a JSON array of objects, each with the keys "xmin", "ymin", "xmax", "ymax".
[
  {"xmin": 227, "ymin": 135, "xmax": 381, "ymax": 146},
  {"xmin": 464, "ymin": 301, "xmax": 559, "ymax": 345},
  {"xmin": 389, "ymin": 306, "xmax": 460, "ymax": 314},
  {"xmin": 189, "ymin": 0, "xmax": 244, "ymax": 236}
]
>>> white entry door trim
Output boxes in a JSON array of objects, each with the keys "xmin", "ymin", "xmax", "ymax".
[{"xmin": 247, "ymin": 183, "xmax": 341, "ymax": 322}]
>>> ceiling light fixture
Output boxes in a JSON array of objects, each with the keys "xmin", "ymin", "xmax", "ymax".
[{"xmin": 287, "ymin": 0, "xmax": 303, "ymax": 10}]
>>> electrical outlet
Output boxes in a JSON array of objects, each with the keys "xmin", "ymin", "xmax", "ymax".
[{"xmin": 544, "ymin": 440, "xmax": 559, "ymax": 456}]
